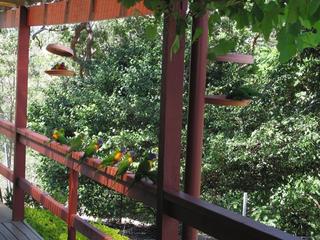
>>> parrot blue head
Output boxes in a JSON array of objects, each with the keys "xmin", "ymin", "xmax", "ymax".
[
  {"xmin": 147, "ymin": 153, "xmax": 157, "ymax": 160},
  {"xmin": 120, "ymin": 147, "xmax": 127, "ymax": 154},
  {"xmin": 97, "ymin": 138, "xmax": 103, "ymax": 147},
  {"xmin": 129, "ymin": 150, "xmax": 136, "ymax": 158}
]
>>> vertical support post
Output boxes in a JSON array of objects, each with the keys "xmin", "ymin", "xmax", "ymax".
[
  {"xmin": 156, "ymin": 0, "xmax": 187, "ymax": 239},
  {"xmin": 68, "ymin": 169, "xmax": 79, "ymax": 240},
  {"xmin": 242, "ymin": 192, "xmax": 248, "ymax": 217},
  {"xmin": 183, "ymin": 7, "xmax": 209, "ymax": 240},
  {"xmin": 12, "ymin": 6, "xmax": 30, "ymax": 221}
]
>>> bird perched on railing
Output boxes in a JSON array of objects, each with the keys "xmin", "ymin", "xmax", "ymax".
[
  {"xmin": 115, "ymin": 150, "xmax": 135, "ymax": 180},
  {"xmin": 131, "ymin": 153, "xmax": 157, "ymax": 187},
  {"xmin": 51, "ymin": 128, "xmax": 68, "ymax": 145},
  {"xmin": 68, "ymin": 133, "xmax": 85, "ymax": 152},
  {"xmin": 100, "ymin": 147, "xmax": 127, "ymax": 167},
  {"xmin": 80, "ymin": 138, "xmax": 103, "ymax": 162}
]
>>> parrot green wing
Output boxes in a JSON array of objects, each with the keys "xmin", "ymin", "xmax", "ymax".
[
  {"xmin": 101, "ymin": 154, "xmax": 115, "ymax": 167},
  {"xmin": 115, "ymin": 159, "xmax": 130, "ymax": 179},
  {"xmin": 69, "ymin": 134, "xmax": 84, "ymax": 152}
]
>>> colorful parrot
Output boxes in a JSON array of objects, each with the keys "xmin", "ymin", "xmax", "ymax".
[
  {"xmin": 131, "ymin": 153, "xmax": 157, "ymax": 186},
  {"xmin": 80, "ymin": 138, "xmax": 103, "ymax": 162},
  {"xmin": 68, "ymin": 133, "xmax": 85, "ymax": 152},
  {"xmin": 51, "ymin": 128, "xmax": 68, "ymax": 145},
  {"xmin": 226, "ymin": 85, "xmax": 260, "ymax": 100},
  {"xmin": 115, "ymin": 150, "xmax": 135, "ymax": 180},
  {"xmin": 100, "ymin": 147, "xmax": 127, "ymax": 167}
]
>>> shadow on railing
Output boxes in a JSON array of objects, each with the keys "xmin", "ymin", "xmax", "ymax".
[{"xmin": 0, "ymin": 119, "xmax": 299, "ymax": 240}]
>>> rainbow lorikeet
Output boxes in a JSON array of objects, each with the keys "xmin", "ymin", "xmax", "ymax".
[
  {"xmin": 52, "ymin": 128, "xmax": 68, "ymax": 145},
  {"xmin": 100, "ymin": 147, "xmax": 127, "ymax": 167},
  {"xmin": 115, "ymin": 150, "xmax": 135, "ymax": 180},
  {"xmin": 68, "ymin": 133, "xmax": 85, "ymax": 152},
  {"xmin": 131, "ymin": 153, "xmax": 157, "ymax": 186},
  {"xmin": 226, "ymin": 85, "xmax": 260, "ymax": 100},
  {"xmin": 80, "ymin": 138, "xmax": 103, "ymax": 162}
]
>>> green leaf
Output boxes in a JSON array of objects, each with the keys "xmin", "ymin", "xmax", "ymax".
[
  {"xmin": 192, "ymin": 27, "xmax": 203, "ymax": 43},
  {"xmin": 208, "ymin": 12, "xmax": 220, "ymax": 35},
  {"xmin": 277, "ymin": 28, "xmax": 297, "ymax": 63},
  {"xmin": 297, "ymin": 32, "xmax": 320, "ymax": 49},
  {"xmin": 299, "ymin": 17, "xmax": 312, "ymax": 29},
  {"xmin": 310, "ymin": 0, "xmax": 320, "ymax": 15},
  {"xmin": 208, "ymin": 39, "xmax": 236, "ymax": 60},
  {"xmin": 118, "ymin": 0, "xmax": 139, "ymax": 8},
  {"xmin": 144, "ymin": 24, "xmax": 157, "ymax": 41},
  {"xmin": 143, "ymin": 0, "xmax": 162, "ymax": 11},
  {"xmin": 170, "ymin": 35, "xmax": 180, "ymax": 59},
  {"xmin": 286, "ymin": 0, "xmax": 299, "ymax": 24},
  {"xmin": 234, "ymin": 11, "xmax": 249, "ymax": 29},
  {"xmin": 252, "ymin": 4, "xmax": 264, "ymax": 22},
  {"xmin": 261, "ymin": 12, "xmax": 273, "ymax": 40}
]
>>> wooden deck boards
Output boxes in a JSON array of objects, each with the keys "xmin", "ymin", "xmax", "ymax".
[{"xmin": 0, "ymin": 203, "xmax": 43, "ymax": 240}]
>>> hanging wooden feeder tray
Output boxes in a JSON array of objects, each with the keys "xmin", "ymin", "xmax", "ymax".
[
  {"xmin": 46, "ymin": 44, "xmax": 74, "ymax": 58},
  {"xmin": 45, "ymin": 69, "xmax": 75, "ymax": 77},
  {"xmin": 215, "ymin": 53, "xmax": 254, "ymax": 65},
  {"xmin": 205, "ymin": 95, "xmax": 251, "ymax": 107}
]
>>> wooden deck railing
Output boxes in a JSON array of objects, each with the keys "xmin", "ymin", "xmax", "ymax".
[{"xmin": 0, "ymin": 119, "xmax": 299, "ymax": 240}]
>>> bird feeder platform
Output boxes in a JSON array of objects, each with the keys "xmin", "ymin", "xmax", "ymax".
[
  {"xmin": 205, "ymin": 95, "xmax": 251, "ymax": 107},
  {"xmin": 215, "ymin": 53, "xmax": 254, "ymax": 65},
  {"xmin": 46, "ymin": 44, "xmax": 74, "ymax": 57},
  {"xmin": 45, "ymin": 69, "xmax": 76, "ymax": 77}
]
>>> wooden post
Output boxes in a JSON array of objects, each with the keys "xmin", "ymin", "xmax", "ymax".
[
  {"xmin": 242, "ymin": 192, "xmax": 248, "ymax": 217},
  {"xmin": 183, "ymin": 6, "xmax": 209, "ymax": 240},
  {"xmin": 68, "ymin": 169, "xmax": 79, "ymax": 240},
  {"xmin": 156, "ymin": 0, "xmax": 187, "ymax": 239},
  {"xmin": 12, "ymin": 6, "xmax": 30, "ymax": 221}
]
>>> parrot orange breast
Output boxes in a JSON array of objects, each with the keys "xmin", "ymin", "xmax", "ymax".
[
  {"xmin": 52, "ymin": 133, "xmax": 59, "ymax": 140},
  {"xmin": 94, "ymin": 144, "xmax": 100, "ymax": 151},
  {"xmin": 114, "ymin": 152, "xmax": 122, "ymax": 161}
]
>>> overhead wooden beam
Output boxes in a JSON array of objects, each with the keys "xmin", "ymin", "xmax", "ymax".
[{"xmin": 0, "ymin": 0, "xmax": 152, "ymax": 28}]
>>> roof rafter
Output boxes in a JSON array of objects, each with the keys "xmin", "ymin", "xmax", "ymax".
[{"xmin": 0, "ymin": 0, "xmax": 152, "ymax": 28}]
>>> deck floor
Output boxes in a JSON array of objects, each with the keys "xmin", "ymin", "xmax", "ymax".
[{"xmin": 0, "ymin": 204, "xmax": 43, "ymax": 240}]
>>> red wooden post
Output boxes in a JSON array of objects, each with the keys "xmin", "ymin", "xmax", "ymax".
[
  {"xmin": 68, "ymin": 169, "xmax": 79, "ymax": 240},
  {"xmin": 12, "ymin": 6, "xmax": 30, "ymax": 221},
  {"xmin": 183, "ymin": 8, "xmax": 209, "ymax": 240},
  {"xmin": 156, "ymin": 0, "xmax": 187, "ymax": 239}
]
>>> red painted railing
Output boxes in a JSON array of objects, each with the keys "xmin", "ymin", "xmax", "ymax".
[{"xmin": 0, "ymin": 119, "xmax": 298, "ymax": 240}]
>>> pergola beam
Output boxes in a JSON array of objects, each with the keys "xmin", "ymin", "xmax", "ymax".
[{"xmin": 0, "ymin": 0, "xmax": 151, "ymax": 28}]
